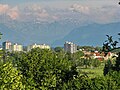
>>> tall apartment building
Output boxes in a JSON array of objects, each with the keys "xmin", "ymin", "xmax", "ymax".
[
  {"xmin": 2, "ymin": 41, "xmax": 12, "ymax": 50},
  {"xmin": 27, "ymin": 43, "xmax": 50, "ymax": 51},
  {"xmin": 64, "ymin": 41, "xmax": 77, "ymax": 53},
  {"xmin": 11, "ymin": 43, "xmax": 23, "ymax": 52}
]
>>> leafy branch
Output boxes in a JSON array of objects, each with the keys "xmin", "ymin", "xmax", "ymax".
[{"xmin": 103, "ymin": 34, "xmax": 120, "ymax": 55}]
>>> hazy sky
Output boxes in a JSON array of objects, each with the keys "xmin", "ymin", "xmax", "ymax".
[
  {"xmin": 0, "ymin": 0, "xmax": 120, "ymax": 23},
  {"xmin": 0, "ymin": 0, "xmax": 120, "ymax": 46},
  {"xmin": 0, "ymin": 0, "xmax": 118, "ymax": 7}
]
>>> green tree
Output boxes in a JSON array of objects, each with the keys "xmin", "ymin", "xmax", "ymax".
[
  {"xmin": 91, "ymin": 59, "xmax": 101, "ymax": 68},
  {"xmin": 0, "ymin": 32, "xmax": 3, "ymax": 39},
  {"xmin": 103, "ymin": 34, "xmax": 120, "ymax": 74},
  {"xmin": 15, "ymin": 48, "xmax": 78, "ymax": 89},
  {"xmin": 104, "ymin": 60, "xmax": 113, "ymax": 76},
  {"xmin": 61, "ymin": 75, "xmax": 117, "ymax": 90},
  {"xmin": 0, "ymin": 62, "xmax": 25, "ymax": 90},
  {"xmin": 72, "ymin": 51, "xmax": 84, "ymax": 60},
  {"xmin": 114, "ymin": 52, "xmax": 120, "ymax": 71},
  {"xmin": 54, "ymin": 47, "xmax": 63, "ymax": 52},
  {"xmin": 108, "ymin": 71, "xmax": 120, "ymax": 89},
  {"xmin": 77, "ymin": 46, "xmax": 95, "ymax": 51},
  {"xmin": 103, "ymin": 35, "xmax": 119, "ymax": 55}
]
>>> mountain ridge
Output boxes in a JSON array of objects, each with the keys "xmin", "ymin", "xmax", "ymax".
[{"xmin": 52, "ymin": 22, "xmax": 120, "ymax": 47}]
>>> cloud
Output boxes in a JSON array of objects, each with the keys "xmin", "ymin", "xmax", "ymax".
[
  {"xmin": 7, "ymin": 6, "xmax": 19, "ymax": 20},
  {"xmin": 90, "ymin": 6, "xmax": 120, "ymax": 23},
  {"xmin": 24, "ymin": 4, "xmax": 49, "ymax": 18},
  {"xmin": 0, "ymin": 4, "xmax": 9, "ymax": 14},
  {"xmin": 0, "ymin": 4, "xmax": 19, "ymax": 20},
  {"xmin": 52, "ymin": 15, "xmax": 59, "ymax": 20},
  {"xmin": 18, "ymin": 4, "xmax": 60, "ymax": 22},
  {"xmin": 69, "ymin": 4, "xmax": 120, "ymax": 24},
  {"xmin": 70, "ymin": 4, "xmax": 90, "ymax": 14},
  {"xmin": 1, "ymin": 3, "xmax": 120, "ymax": 24}
]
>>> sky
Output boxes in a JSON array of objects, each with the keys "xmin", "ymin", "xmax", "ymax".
[
  {"xmin": 0, "ymin": 0, "xmax": 119, "ymax": 23},
  {"xmin": 0, "ymin": 0, "xmax": 120, "ymax": 46},
  {"xmin": 0, "ymin": 0, "xmax": 118, "ymax": 8}
]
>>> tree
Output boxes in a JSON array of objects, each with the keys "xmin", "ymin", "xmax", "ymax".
[
  {"xmin": 108, "ymin": 71, "xmax": 120, "ymax": 89},
  {"xmin": 103, "ymin": 34, "xmax": 120, "ymax": 74},
  {"xmin": 0, "ymin": 62, "xmax": 25, "ymax": 89},
  {"xmin": 114, "ymin": 52, "xmax": 120, "ymax": 71},
  {"xmin": 15, "ymin": 48, "xmax": 78, "ymax": 89},
  {"xmin": 54, "ymin": 47, "xmax": 63, "ymax": 52},
  {"xmin": 104, "ymin": 60, "xmax": 113, "ymax": 76},
  {"xmin": 77, "ymin": 46, "xmax": 95, "ymax": 51},
  {"xmin": 103, "ymin": 35, "xmax": 118, "ymax": 55},
  {"xmin": 0, "ymin": 32, "xmax": 3, "ymax": 39},
  {"xmin": 91, "ymin": 59, "xmax": 101, "ymax": 68}
]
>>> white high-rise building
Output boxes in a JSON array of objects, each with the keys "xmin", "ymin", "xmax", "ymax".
[
  {"xmin": 2, "ymin": 41, "xmax": 12, "ymax": 50},
  {"xmin": 11, "ymin": 43, "xmax": 23, "ymax": 52},
  {"xmin": 64, "ymin": 41, "xmax": 77, "ymax": 53},
  {"xmin": 27, "ymin": 43, "xmax": 50, "ymax": 51}
]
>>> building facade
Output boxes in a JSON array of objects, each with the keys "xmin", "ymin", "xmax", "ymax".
[
  {"xmin": 64, "ymin": 41, "xmax": 77, "ymax": 53},
  {"xmin": 27, "ymin": 43, "xmax": 50, "ymax": 51},
  {"xmin": 2, "ymin": 41, "xmax": 12, "ymax": 50},
  {"xmin": 11, "ymin": 43, "xmax": 23, "ymax": 52}
]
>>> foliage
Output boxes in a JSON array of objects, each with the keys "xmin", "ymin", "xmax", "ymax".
[
  {"xmin": 103, "ymin": 34, "xmax": 120, "ymax": 74},
  {"xmin": 104, "ymin": 60, "xmax": 113, "ymax": 76},
  {"xmin": 76, "ymin": 58, "xmax": 101, "ymax": 69},
  {"xmin": 91, "ymin": 59, "xmax": 101, "ymax": 67},
  {"xmin": 54, "ymin": 47, "xmax": 63, "ymax": 52},
  {"xmin": 61, "ymin": 75, "xmax": 118, "ymax": 90},
  {"xmin": 102, "ymin": 34, "xmax": 120, "ymax": 89},
  {"xmin": 0, "ymin": 46, "xmax": 119, "ymax": 89},
  {"xmin": 102, "ymin": 35, "xmax": 116, "ymax": 59},
  {"xmin": 0, "ymin": 62, "xmax": 25, "ymax": 90},
  {"xmin": 0, "ymin": 32, "xmax": 3, "ymax": 39},
  {"xmin": 91, "ymin": 76, "xmax": 117, "ymax": 90},
  {"xmin": 77, "ymin": 46, "xmax": 95, "ymax": 51},
  {"xmin": 103, "ymin": 34, "xmax": 119, "ymax": 55},
  {"xmin": 72, "ymin": 51, "xmax": 84, "ymax": 60},
  {"xmin": 15, "ymin": 48, "xmax": 78, "ymax": 89},
  {"xmin": 114, "ymin": 52, "xmax": 120, "ymax": 71},
  {"xmin": 107, "ymin": 71, "xmax": 120, "ymax": 89},
  {"xmin": 1, "ymin": 31, "xmax": 120, "ymax": 89}
]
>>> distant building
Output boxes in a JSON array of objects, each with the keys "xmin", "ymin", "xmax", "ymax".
[
  {"xmin": 92, "ymin": 51, "xmax": 104, "ymax": 61},
  {"xmin": 27, "ymin": 43, "xmax": 50, "ymax": 51},
  {"xmin": 2, "ymin": 41, "xmax": 12, "ymax": 51},
  {"xmin": 0, "ymin": 45, "xmax": 2, "ymax": 50},
  {"xmin": 11, "ymin": 43, "xmax": 23, "ymax": 52},
  {"xmin": 64, "ymin": 41, "xmax": 77, "ymax": 53}
]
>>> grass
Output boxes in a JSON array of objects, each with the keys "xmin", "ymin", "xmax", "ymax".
[
  {"xmin": 77, "ymin": 65, "xmax": 104, "ymax": 78},
  {"xmin": 81, "ymin": 68, "xmax": 104, "ymax": 78}
]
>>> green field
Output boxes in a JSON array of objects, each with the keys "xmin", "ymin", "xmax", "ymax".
[{"xmin": 77, "ymin": 65, "xmax": 104, "ymax": 78}]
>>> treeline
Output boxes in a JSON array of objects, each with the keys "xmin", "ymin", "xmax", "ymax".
[
  {"xmin": 0, "ymin": 48, "xmax": 120, "ymax": 90},
  {"xmin": 77, "ymin": 46, "xmax": 102, "ymax": 52}
]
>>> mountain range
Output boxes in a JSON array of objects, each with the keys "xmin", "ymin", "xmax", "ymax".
[
  {"xmin": 0, "ymin": 21, "xmax": 120, "ymax": 47},
  {"xmin": 53, "ymin": 22, "xmax": 120, "ymax": 47}
]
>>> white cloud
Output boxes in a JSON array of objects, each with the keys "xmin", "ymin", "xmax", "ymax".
[
  {"xmin": 7, "ymin": 6, "xmax": 19, "ymax": 20},
  {"xmin": 0, "ymin": 4, "xmax": 19, "ymax": 20},
  {"xmin": 24, "ymin": 4, "xmax": 49, "ymax": 18},
  {"xmin": 0, "ymin": 4, "xmax": 9, "ymax": 14},
  {"xmin": 69, "ymin": 4, "xmax": 90, "ymax": 14},
  {"xmin": 90, "ymin": 6, "xmax": 120, "ymax": 23},
  {"xmin": 69, "ymin": 4, "xmax": 120, "ymax": 24},
  {"xmin": 1, "ymin": 3, "xmax": 120, "ymax": 24}
]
